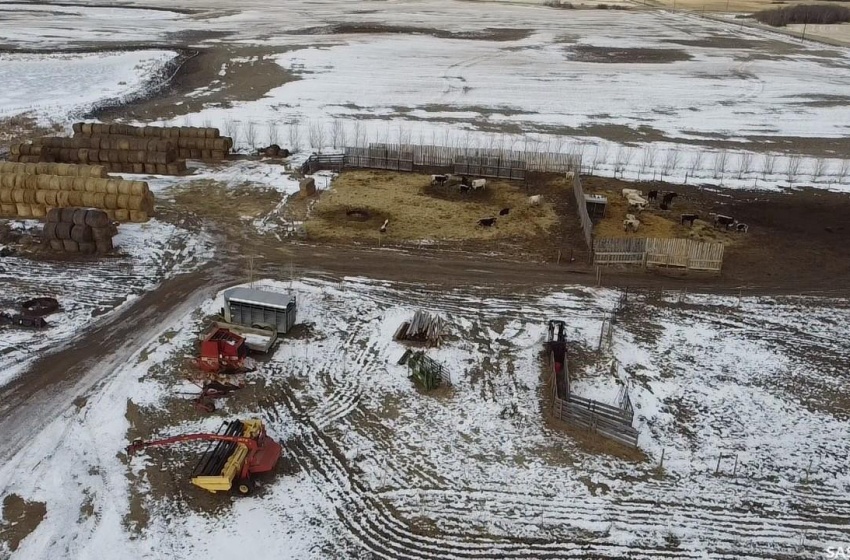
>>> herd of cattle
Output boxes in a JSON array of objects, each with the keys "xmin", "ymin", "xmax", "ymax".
[{"xmin": 620, "ymin": 188, "xmax": 748, "ymax": 234}]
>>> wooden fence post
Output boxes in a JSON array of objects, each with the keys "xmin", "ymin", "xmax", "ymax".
[
  {"xmin": 715, "ymin": 454, "xmax": 722, "ymax": 475},
  {"xmin": 732, "ymin": 454, "xmax": 738, "ymax": 477}
]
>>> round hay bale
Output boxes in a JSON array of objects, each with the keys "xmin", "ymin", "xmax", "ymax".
[
  {"xmin": 91, "ymin": 225, "xmax": 112, "ymax": 241},
  {"xmin": 0, "ymin": 188, "xmax": 11, "ymax": 203},
  {"xmin": 43, "ymin": 190, "xmax": 58, "ymax": 206},
  {"xmin": 95, "ymin": 238, "xmax": 114, "ymax": 253},
  {"xmin": 48, "ymin": 176, "xmax": 62, "ymax": 191},
  {"xmin": 10, "ymin": 144, "xmax": 21, "ymax": 155},
  {"xmin": 0, "ymin": 176, "xmax": 13, "ymax": 189},
  {"xmin": 0, "ymin": 203, "xmax": 16, "ymax": 215},
  {"xmin": 63, "ymin": 239, "xmax": 79, "ymax": 252},
  {"xmin": 31, "ymin": 205, "xmax": 46, "ymax": 219},
  {"xmin": 97, "ymin": 151, "xmax": 109, "ymax": 163},
  {"xmin": 78, "ymin": 148, "xmax": 90, "ymax": 163},
  {"xmin": 68, "ymin": 191, "xmax": 84, "ymax": 207},
  {"xmin": 116, "ymin": 181, "xmax": 132, "ymax": 195},
  {"xmin": 132, "ymin": 163, "xmax": 144, "ymax": 174},
  {"xmin": 11, "ymin": 190, "xmax": 25, "ymax": 204},
  {"xmin": 55, "ymin": 163, "xmax": 71, "ymax": 176},
  {"xmin": 113, "ymin": 209, "xmax": 130, "ymax": 221},
  {"xmin": 81, "ymin": 123, "xmax": 93, "ymax": 135},
  {"xmin": 43, "ymin": 222, "xmax": 58, "ymax": 239},
  {"xmin": 70, "ymin": 224, "xmax": 93, "ymax": 242},
  {"xmin": 128, "ymin": 181, "xmax": 147, "ymax": 196},
  {"xmin": 126, "ymin": 196, "xmax": 145, "ymax": 211},
  {"xmin": 103, "ymin": 194, "xmax": 118, "ymax": 209},
  {"xmin": 49, "ymin": 239, "xmax": 64, "ymax": 251},
  {"xmin": 35, "ymin": 190, "xmax": 49, "ymax": 205},
  {"xmin": 91, "ymin": 192, "xmax": 106, "ymax": 207},
  {"xmin": 16, "ymin": 203, "xmax": 32, "ymax": 218},
  {"xmin": 72, "ymin": 123, "xmax": 83, "ymax": 134},
  {"xmin": 60, "ymin": 207, "xmax": 76, "ymax": 223},
  {"xmin": 116, "ymin": 194, "xmax": 130, "ymax": 209},
  {"xmin": 73, "ymin": 208, "xmax": 89, "ymax": 225},
  {"xmin": 23, "ymin": 163, "xmax": 37, "ymax": 175},
  {"xmin": 56, "ymin": 191, "xmax": 71, "ymax": 207},
  {"xmin": 117, "ymin": 138, "xmax": 131, "ymax": 151},
  {"xmin": 22, "ymin": 190, "xmax": 35, "ymax": 204},
  {"xmin": 46, "ymin": 208, "xmax": 62, "ymax": 223},
  {"xmin": 104, "ymin": 179, "xmax": 119, "ymax": 194},
  {"xmin": 129, "ymin": 210, "xmax": 148, "ymax": 222},
  {"xmin": 78, "ymin": 241, "xmax": 96, "ymax": 255},
  {"xmin": 85, "ymin": 210, "xmax": 110, "ymax": 228},
  {"xmin": 35, "ymin": 163, "xmax": 50, "ymax": 174},
  {"xmin": 144, "ymin": 163, "xmax": 157, "ymax": 174}
]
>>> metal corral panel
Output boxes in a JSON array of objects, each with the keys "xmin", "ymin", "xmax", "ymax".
[{"xmin": 223, "ymin": 288, "xmax": 297, "ymax": 334}]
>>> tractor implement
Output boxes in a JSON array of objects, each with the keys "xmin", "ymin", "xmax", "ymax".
[{"xmin": 126, "ymin": 418, "xmax": 282, "ymax": 495}]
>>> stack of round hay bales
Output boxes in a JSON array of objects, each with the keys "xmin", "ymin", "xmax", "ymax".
[
  {"xmin": 0, "ymin": 173, "xmax": 154, "ymax": 222},
  {"xmin": 72, "ymin": 122, "xmax": 232, "ymax": 161},
  {"xmin": 0, "ymin": 162, "xmax": 109, "ymax": 178},
  {"xmin": 42, "ymin": 207, "xmax": 116, "ymax": 254},
  {"xmin": 9, "ymin": 136, "xmax": 187, "ymax": 175}
]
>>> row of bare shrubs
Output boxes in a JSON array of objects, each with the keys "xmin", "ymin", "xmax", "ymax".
[{"xmin": 754, "ymin": 4, "xmax": 850, "ymax": 26}]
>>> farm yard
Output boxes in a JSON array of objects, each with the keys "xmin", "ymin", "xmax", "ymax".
[{"xmin": 0, "ymin": 0, "xmax": 849, "ymax": 559}]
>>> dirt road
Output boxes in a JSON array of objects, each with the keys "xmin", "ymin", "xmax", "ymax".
[{"xmin": 0, "ymin": 262, "xmax": 236, "ymax": 462}]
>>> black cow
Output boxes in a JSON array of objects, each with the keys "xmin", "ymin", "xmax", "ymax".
[
  {"xmin": 499, "ymin": 208, "xmax": 510, "ymax": 216},
  {"xmin": 647, "ymin": 190, "xmax": 659, "ymax": 202},
  {"xmin": 662, "ymin": 192, "xmax": 678, "ymax": 206},
  {"xmin": 736, "ymin": 223, "xmax": 749, "ymax": 233},
  {"xmin": 459, "ymin": 184, "xmax": 470, "ymax": 194},
  {"xmin": 681, "ymin": 213, "xmax": 698, "ymax": 227},
  {"xmin": 712, "ymin": 214, "xmax": 735, "ymax": 229},
  {"xmin": 461, "ymin": 175, "xmax": 470, "ymax": 187},
  {"xmin": 478, "ymin": 217, "xmax": 497, "ymax": 227}
]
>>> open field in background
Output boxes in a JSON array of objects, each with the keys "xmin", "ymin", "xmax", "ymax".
[{"xmin": 2, "ymin": 277, "xmax": 849, "ymax": 558}]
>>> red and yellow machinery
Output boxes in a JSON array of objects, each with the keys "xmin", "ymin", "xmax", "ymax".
[
  {"xmin": 198, "ymin": 327, "xmax": 249, "ymax": 373},
  {"xmin": 126, "ymin": 419, "xmax": 282, "ymax": 495}
]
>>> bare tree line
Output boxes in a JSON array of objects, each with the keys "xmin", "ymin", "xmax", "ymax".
[{"xmin": 203, "ymin": 117, "xmax": 850, "ymax": 185}]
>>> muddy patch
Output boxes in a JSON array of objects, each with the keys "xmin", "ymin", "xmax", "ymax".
[
  {"xmin": 568, "ymin": 45, "xmax": 692, "ymax": 64},
  {"xmin": 664, "ymin": 37, "xmax": 763, "ymax": 49},
  {"xmin": 289, "ymin": 24, "xmax": 532, "ymax": 42},
  {"xmin": 0, "ymin": 494, "xmax": 47, "ymax": 552}
]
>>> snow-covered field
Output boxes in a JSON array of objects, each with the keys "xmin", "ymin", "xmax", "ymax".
[
  {"xmin": 0, "ymin": 2, "xmax": 848, "ymax": 189},
  {"xmin": 2, "ymin": 276, "xmax": 847, "ymax": 558},
  {"xmin": 0, "ymin": 50, "xmax": 177, "ymax": 124},
  {"xmin": 0, "ymin": 219, "xmax": 213, "ymax": 387}
]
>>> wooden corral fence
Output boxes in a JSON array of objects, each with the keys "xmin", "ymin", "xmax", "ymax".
[
  {"xmin": 340, "ymin": 143, "xmax": 581, "ymax": 178},
  {"xmin": 300, "ymin": 153, "xmax": 344, "ymax": 175},
  {"xmin": 572, "ymin": 173, "xmax": 593, "ymax": 250},
  {"xmin": 548, "ymin": 344, "xmax": 638, "ymax": 448},
  {"xmin": 408, "ymin": 351, "xmax": 451, "ymax": 390},
  {"xmin": 593, "ymin": 237, "xmax": 724, "ymax": 272}
]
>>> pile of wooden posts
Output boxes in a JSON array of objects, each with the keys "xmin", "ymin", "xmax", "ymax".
[
  {"xmin": 74, "ymin": 122, "xmax": 232, "ymax": 161},
  {"xmin": 0, "ymin": 162, "xmax": 154, "ymax": 222},
  {"xmin": 42, "ymin": 207, "xmax": 116, "ymax": 254},
  {"xmin": 393, "ymin": 311, "xmax": 445, "ymax": 347}
]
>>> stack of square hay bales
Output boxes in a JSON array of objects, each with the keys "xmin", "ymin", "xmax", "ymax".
[
  {"xmin": 0, "ymin": 162, "xmax": 154, "ymax": 222},
  {"xmin": 73, "ymin": 123, "xmax": 233, "ymax": 161},
  {"xmin": 42, "ymin": 207, "xmax": 116, "ymax": 254}
]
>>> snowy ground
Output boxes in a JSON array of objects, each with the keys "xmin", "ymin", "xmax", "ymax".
[
  {"xmin": 0, "ymin": 2, "xmax": 848, "ymax": 190},
  {"xmin": 0, "ymin": 50, "xmax": 177, "ymax": 124},
  {"xmin": 2, "ymin": 276, "xmax": 847, "ymax": 558},
  {"xmin": 0, "ymin": 219, "xmax": 213, "ymax": 387}
]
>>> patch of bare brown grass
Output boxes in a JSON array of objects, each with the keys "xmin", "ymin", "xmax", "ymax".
[{"xmin": 306, "ymin": 170, "xmax": 558, "ymax": 244}]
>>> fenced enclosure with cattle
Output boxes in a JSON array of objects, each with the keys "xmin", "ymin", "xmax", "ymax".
[{"xmin": 593, "ymin": 237, "xmax": 724, "ymax": 271}]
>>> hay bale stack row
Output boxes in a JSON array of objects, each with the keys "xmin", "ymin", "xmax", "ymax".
[
  {"xmin": 0, "ymin": 173, "xmax": 153, "ymax": 222},
  {"xmin": 7, "ymin": 143, "xmax": 186, "ymax": 175},
  {"xmin": 36, "ymin": 136, "xmax": 175, "ymax": 152},
  {"xmin": 42, "ymin": 207, "xmax": 116, "ymax": 254},
  {"xmin": 74, "ymin": 122, "xmax": 220, "ymax": 139},
  {"xmin": 72, "ymin": 122, "xmax": 232, "ymax": 161},
  {"xmin": 0, "ymin": 162, "xmax": 108, "ymax": 178}
]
